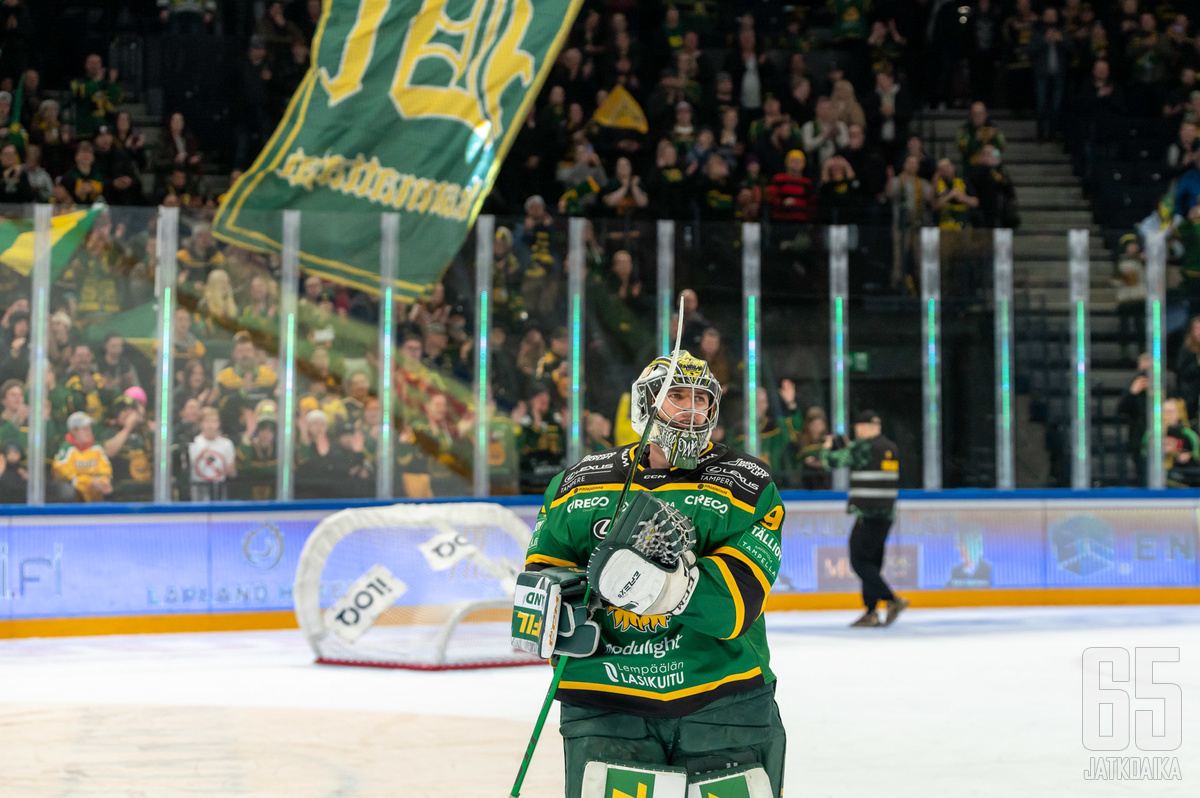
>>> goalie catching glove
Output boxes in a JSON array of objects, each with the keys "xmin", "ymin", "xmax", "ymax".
[
  {"xmin": 587, "ymin": 490, "xmax": 699, "ymax": 617},
  {"xmin": 511, "ymin": 567, "xmax": 600, "ymax": 659}
]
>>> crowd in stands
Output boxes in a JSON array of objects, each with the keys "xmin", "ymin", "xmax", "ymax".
[{"xmin": 2, "ymin": 1, "xmax": 1200, "ymax": 495}]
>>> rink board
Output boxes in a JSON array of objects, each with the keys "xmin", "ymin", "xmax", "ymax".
[{"xmin": 1, "ymin": 492, "xmax": 1198, "ymax": 635}]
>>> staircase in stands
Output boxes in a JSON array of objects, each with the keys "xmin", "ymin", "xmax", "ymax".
[{"xmin": 921, "ymin": 109, "xmax": 1135, "ymax": 487}]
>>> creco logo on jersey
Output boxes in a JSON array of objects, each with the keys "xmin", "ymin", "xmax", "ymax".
[
  {"xmin": 685, "ymin": 494, "xmax": 728, "ymax": 514},
  {"xmin": 567, "ymin": 495, "xmax": 610, "ymax": 513},
  {"xmin": 606, "ymin": 606, "xmax": 669, "ymax": 633}
]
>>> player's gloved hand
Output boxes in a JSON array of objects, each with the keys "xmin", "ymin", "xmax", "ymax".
[
  {"xmin": 587, "ymin": 491, "xmax": 698, "ymax": 617},
  {"xmin": 554, "ymin": 599, "xmax": 601, "ymax": 658},
  {"xmin": 511, "ymin": 567, "xmax": 599, "ymax": 658}
]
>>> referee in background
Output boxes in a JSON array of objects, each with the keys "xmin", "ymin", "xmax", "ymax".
[{"xmin": 822, "ymin": 410, "xmax": 910, "ymax": 627}]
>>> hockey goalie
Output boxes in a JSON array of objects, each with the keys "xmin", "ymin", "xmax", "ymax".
[{"xmin": 512, "ymin": 351, "xmax": 787, "ymax": 798}]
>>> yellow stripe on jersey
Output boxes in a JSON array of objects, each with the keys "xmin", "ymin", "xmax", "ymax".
[
  {"xmin": 549, "ymin": 482, "xmax": 627, "ymax": 508},
  {"xmin": 713, "ymin": 546, "xmax": 773, "ymax": 598},
  {"xmin": 709, "ymin": 555, "xmax": 745, "ymax": 640},
  {"xmin": 525, "ymin": 554, "xmax": 578, "ymax": 568},
  {"xmin": 659, "ymin": 483, "xmax": 758, "ymax": 514},
  {"xmin": 559, "ymin": 666, "xmax": 762, "ymax": 700}
]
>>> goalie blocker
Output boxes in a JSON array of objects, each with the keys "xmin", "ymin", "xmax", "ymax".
[{"xmin": 511, "ymin": 567, "xmax": 600, "ymax": 659}]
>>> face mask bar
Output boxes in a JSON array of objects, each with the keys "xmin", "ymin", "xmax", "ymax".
[{"xmin": 658, "ymin": 385, "xmax": 714, "ymax": 432}]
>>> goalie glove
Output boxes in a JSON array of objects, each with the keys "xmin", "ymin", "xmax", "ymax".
[
  {"xmin": 587, "ymin": 490, "xmax": 699, "ymax": 617},
  {"xmin": 511, "ymin": 567, "xmax": 600, "ymax": 659}
]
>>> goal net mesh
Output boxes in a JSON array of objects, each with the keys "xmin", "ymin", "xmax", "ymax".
[{"xmin": 293, "ymin": 503, "xmax": 542, "ymax": 670}]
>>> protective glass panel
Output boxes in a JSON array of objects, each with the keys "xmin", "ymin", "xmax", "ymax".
[
  {"xmin": 760, "ymin": 219, "xmax": 829, "ymax": 490},
  {"xmin": 847, "ymin": 223, "xmax": 923, "ymax": 489},
  {"xmin": 497, "ymin": 209, "xmax": 570, "ymax": 495},
  {"xmin": 44, "ymin": 205, "xmax": 158, "ymax": 504},
  {"xmin": 291, "ymin": 211, "xmax": 479, "ymax": 500},
  {"xmin": 582, "ymin": 217, "xmax": 656, "ymax": 462},
  {"xmin": 1013, "ymin": 230, "xmax": 1072, "ymax": 488},
  {"xmin": 941, "ymin": 228, "xmax": 996, "ymax": 488},
  {"xmin": 0, "ymin": 204, "xmax": 34, "ymax": 504},
  {"xmin": 1096, "ymin": 225, "xmax": 1165, "ymax": 489},
  {"xmin": 175, "ymin": 207, "xmax": 280, "ymax": 502},
  {"xmin": 677, "ymin": 219, "xmax": 743, "ymax": 460}
]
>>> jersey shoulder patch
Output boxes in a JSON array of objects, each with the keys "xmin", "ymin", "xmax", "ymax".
[
  {"xmin": 696, "ymin": 446, "xmax": 772, "ymax": 506},
  {"xmin": 551, "ymin": 445, "xmax": 632, "ymax": 500}
]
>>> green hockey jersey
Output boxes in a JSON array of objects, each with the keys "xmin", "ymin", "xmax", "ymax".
[{"xmin": 526, "ymin": 442, "xmax": 785, "ymax": 718}]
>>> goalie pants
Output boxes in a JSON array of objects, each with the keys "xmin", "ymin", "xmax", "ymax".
[
  {"xmin": 559, "ymin": 683, "xmax": 785, "ymax": 798},
  {"xmin": 849, "ymin": 515, "xmax": 896, "ymax": 610}
]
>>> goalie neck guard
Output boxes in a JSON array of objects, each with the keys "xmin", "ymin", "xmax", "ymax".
[{"xmin": 631, "ymin": 350, "xmax": 721, "ymax": 470}]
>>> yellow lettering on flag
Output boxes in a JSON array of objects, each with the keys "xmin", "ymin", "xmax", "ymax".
[
  {"xmin": 591, "ymin": 84, "xmax": 648, "ymax": 133},
  {"xmin": 391, "ymin": 0, "xmax": 535, "ymax": 141},
  {"xmin": 319, "ymin": 0, "xmax": 392, "ymax": 105}
]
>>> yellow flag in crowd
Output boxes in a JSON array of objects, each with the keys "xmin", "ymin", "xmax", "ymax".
[{"xmin": 591, "ymin": 85, "xmax": 649, "ymax": 134}]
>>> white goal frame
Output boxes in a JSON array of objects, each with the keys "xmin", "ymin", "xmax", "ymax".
[{"xmin": 293, "ymin": 502, "xmax": 535, "ymax": 669}]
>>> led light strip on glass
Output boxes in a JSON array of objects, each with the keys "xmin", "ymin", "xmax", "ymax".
[
  {"xmin": 277, "ymin": 210, "xmax": 301, "ymax": 501},
  {"xmin": 743, "ymin": 223, "xmax": 761, "ymax": 458},
  {"xmin": 1068, "ymin": 229, "xmax": 1090, "ymax": 490},
  {"xmin": 25, "ymin": 205, "xmax": 53, "ymax": 505},
  {"xmin": 1145, "ymin": 231, "xmax": 1166, "ymax": 489},
  {"xmin": 920, "ymin": 227, "xmax": 941, "ymax": 491},
  {"xmin": 829, "ymin": 225, "xmax": 849, "ymax": 491},
  {"xmin": 567, "ymin": 218, "xmax": 585, "ymax": 464},
  {"xmin": 657, "ymin": 220, "xmax": 674, "ymax": 357},
  {"xmin": 154, "ymin": 206, "xmax": 180, "ymax": 503},
  {"xmin": 473, "ymin": 215, "xmax": 494, "ymax": 496},
  {"xmin": 993, "ymin": 228, "xmax": 1014, "ymax": 490},
  {"xmin": 377, "ymin": 212, "xmax": 399, "ymax": 498}
]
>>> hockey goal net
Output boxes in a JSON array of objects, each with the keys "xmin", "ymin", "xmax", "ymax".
[{"xmin": 293, "ymin": 502, "xmax": 542, "ymax": 670}]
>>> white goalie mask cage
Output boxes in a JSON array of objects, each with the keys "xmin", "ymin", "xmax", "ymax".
[
  {"xmin": 630, "ymin": 350, "xmax": 722, "ymax": 469},
  {"xmin": 293, "ymin": 503, "xmax": 541, "ymax": 670}
]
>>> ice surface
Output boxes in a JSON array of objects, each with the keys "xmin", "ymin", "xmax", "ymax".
[{"xmin": 1, "ymin": 605, "xmax": 1196, "ymax": 796}]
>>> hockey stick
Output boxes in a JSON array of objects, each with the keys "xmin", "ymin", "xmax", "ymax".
[{"xmin": 509, "ymin": 296, "xmax": 687, "ymax": 797}]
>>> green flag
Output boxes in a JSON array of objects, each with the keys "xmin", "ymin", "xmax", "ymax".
[
  {"xmin": 214, "ymin": 0, "xmax": 583, "ymax": 301},
  {"xmin": 0, "ymin": 204, "xmax": 105, "ymax": 279}
]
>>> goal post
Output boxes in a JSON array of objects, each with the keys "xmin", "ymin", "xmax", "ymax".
[{"xmin": 293, "ymin": 502, "xmax": 543, "ymax": 670}]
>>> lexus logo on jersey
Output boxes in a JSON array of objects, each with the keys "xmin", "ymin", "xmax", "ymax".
[
  {"xmin": 193, "ymin": 448, "xmax": 228, "ymax": 482},
  {"xmin": 592, "ymin": 518, "xmax": 611, "ymax": 540}
]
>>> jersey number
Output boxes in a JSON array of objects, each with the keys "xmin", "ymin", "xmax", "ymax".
[{"xmin": 760, "ymin": 505, "xmax": 784, "ymax": 531}]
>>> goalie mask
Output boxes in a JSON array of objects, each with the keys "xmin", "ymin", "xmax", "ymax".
[{"xmin": 631, "ymin": 350, "xmax": 721, "ymax": 470}]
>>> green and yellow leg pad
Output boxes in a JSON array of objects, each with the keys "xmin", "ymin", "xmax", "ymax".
[
  {"xmin": 581, "ymin": 760, "xmax": 689, "ymax": 798},
  {"xmin": 686, "ymin": 764, "xmax": 774, "ymax": 798}
]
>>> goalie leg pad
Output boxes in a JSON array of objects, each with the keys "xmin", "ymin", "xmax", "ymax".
[
  {"xmin": 581, "ymin": 760, "xmax": 688, "ymax": 798},
  {"xmin": 686, "ymin": 764, "xmax": 774, "ymax": 798}
]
